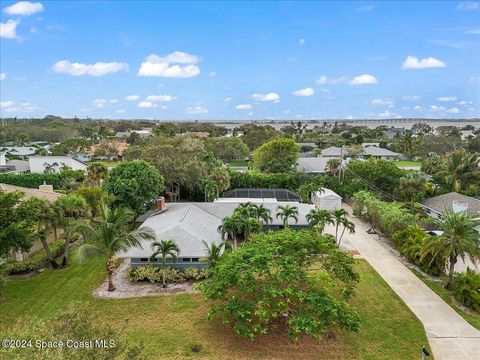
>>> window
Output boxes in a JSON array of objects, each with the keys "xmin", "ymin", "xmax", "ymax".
[
  {"xmin": 140, "ymin": 258, "xmax": 149, "ymax": 262},
  {"xmin": 191, "ymin": 258, "xmax": 199, "ymax": 262}
]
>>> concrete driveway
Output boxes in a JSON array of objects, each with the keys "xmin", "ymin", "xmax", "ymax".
[{"xmin": 323, "ymin": 205, "xmax": 480, "ymax": 360}]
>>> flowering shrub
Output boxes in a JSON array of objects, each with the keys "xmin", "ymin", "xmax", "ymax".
[{"xmin": 128, "ymin": 266, "xmax": 209, "ymax": 284}]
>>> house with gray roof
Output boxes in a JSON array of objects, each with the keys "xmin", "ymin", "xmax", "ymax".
[
  {"xmin": 119, "ymin": 199, "xmax": 315, "ymax": 269},
  {"xmin": 1, "ymin": 146, "xmax": 37, "ymax": 157},
  {"xmin": 296, "ymin": 157, "xmax": 329, "ymax": 174}
]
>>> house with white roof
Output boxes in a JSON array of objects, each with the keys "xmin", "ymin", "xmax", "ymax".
[
  {"xmin": 120, "ymin": 198, "xmax": 315, "ymax": 269},
  {"xmin": 28, "ymin": 156, "xmax": 88, "ymax": 174},
  {"xmin": 311, "ymin": 188, "xmax": 342, "ymax": 211}
]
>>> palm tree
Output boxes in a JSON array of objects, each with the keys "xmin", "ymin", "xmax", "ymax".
[
  {"xmin": 53, "ymin": 194, "xmax": 89, "ymax": 267},
  {"xmin": 326, "ymin": 158, "xmax": 341, "ymax": 176},
  {"xmin": 331, "ymin": 209, "xmax": 355, "ymax": 247},
  {"xmin": 150, "ymin": 239, "xmax": 180, "ymax": 288},
  {"xmin": 218, "ymin": 216, "xmax": 241, "ymax": 249},
  {"xmin": 234, "ymin": 202, "xmax": 257, "ymax": 218},
  {"xmin": 87, "ymin": 163, "xmax": 108, "ymax": 186},
  {"xmin": 240, "ymin": 217, "xmax": 262, "ymax": 241},
  {"xmin": 306, "ymin": 209, "xmax": 334, "ymax": 234},
  {"xmin": 421, "ymin": 211, "xmax": 480, "ymax": 289},
  {"xmin": 276, "ymin": 205, "xmax": 298, "ymax": 228},
  {"xmin": 254, "ymin": 205, "xmax": 272, "ymax": 225},
  {"xmin": 202, "ymin": 240, "xmax": 227, "ymax": 268},
  {"xmin": 59, "ymin": 163, "xmax": 72, "ymax": 172},
  {"xmin": 75, "ymin": 203, "xmax": 156, "ymax": 291},
  {"xmin": 43, "ymin": 162, "xmax": 58, "ymax": 174}
]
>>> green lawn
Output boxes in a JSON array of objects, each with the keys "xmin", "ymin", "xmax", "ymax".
[
  {"xmin": 1, "ymin": 259, "xmax": 429, "ymax": 360},
  {"xmin": 413, "ymin": 270, "xmax": 480, "ymax": 330},
  {"xmin": 395, "ymin": 160, "xmax": 422, "ymax": 167},
  {"xmin": 227, "ymin": 160, "xmax": 251, "ymax": 167},
  {"xmin": 88, "ymin": 161, "xmax": 122, "ymax": 168}
]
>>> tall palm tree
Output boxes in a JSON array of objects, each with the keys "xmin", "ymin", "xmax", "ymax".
[
  {"xmin": 276, "ymin": 205, "xmax": 299, "ymax": 228},
  {"xmin": 331, "ymin": 209, "xmax": 356, "ymax": 247},
  {"xmin": 218, "ymin": 216, "xmax": 241, "ymax": 249},
  {"xmin": 75, "ymin": 203, "xmax": 156, "ymax": 291},
  {"xmin": 54, "ymin": 194, "xmax": 89, "ymax": 267},
  {"xmin": 202, "ymin": 240, "xmax": 227, "ymax": 268},
  {"xmin": 234, "ymin": 202, "xmax": 257, "ymax": 218},
  {"xmin": 421, "ymin": 211, "xmax": 480, "ymax": 289},
  {"xmin": 87, "ymin": 162, "xmax": 108, "ymax": 186},
  {"xmin": 254, "ymin": 205, "xmax": 272, "ymax": 225},
  {"xmin": 240, "ymin": 217, "xmax": 262, "ymax": 241},
  {"xmin": 306, "ymin": 209, "xmax": 334, "ymax": 234},
  {"xmin": 150, "ymin": 239, "xmax": 180, "ymax": 288},
  {"xmin": 326, "ymin": 158, "xmax": 341, "ymax": 176},
  {"xmin": 43, "ymin": 162, "xmax": 58, "ymax": 174}
]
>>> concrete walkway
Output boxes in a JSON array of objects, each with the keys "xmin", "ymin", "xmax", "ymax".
[{"xmin": 325, "ymin": 205, "xmax": 480, "ymax": 360}]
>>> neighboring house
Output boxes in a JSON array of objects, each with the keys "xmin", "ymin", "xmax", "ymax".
[
  {"xmin": 73, "ymin": 153, "xmax": 91, "ymax": 162},
  {"xmin": 321, "ymin": 146, "xmax": 342, "ymax": 158},
  {"xmin": 383, "ymin": 127, "xmax": 406, "ymax": 139},
  {"xmin": 121, "ymin": 199, "xmax": 314, "ymax": 269},
  {"xmin": 29, "ymin": 156, "xmax": 88, "ymax": 174},
  {"xmin": 296, "ymin": 157, "xmax": 329, "ymax": 174},
  {"xmin": 420, "ymin": 192, "xmax": 480, "ymax": 233},
  {"xmin": 362, "ymin": 146, "xmax": 401, "ymax": 159},
  {"xmin": 311, "ymin": 188, "xmax": 342, "ymax": 211},
  {"xmin": 4, "ymin": 159, "xmax": 29, "ymax": 174},
  {"xmin": 114, "ymin": 129, "xmax": 153, "ymax": 139},
  {"xmin": 0, "ymin": 183, "xmax": 62, "ymax": 261},
  {"xmin": 177, "ymin": 131, "xmax": 210, "ymax": 138},
  {"xmin": 1, "ymin": 146, "xmax": 37, "ymax": 157}
]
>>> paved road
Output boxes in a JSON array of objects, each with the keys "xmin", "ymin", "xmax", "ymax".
[{"xmin": 325, "ymin": 205, "xmax": 480, "ymax": 360}]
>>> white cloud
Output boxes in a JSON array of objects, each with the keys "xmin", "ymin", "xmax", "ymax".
[
  {"xmin": 470, "ymin": 76, "xmax": 480, "ymax": 83},
  {"xmin": 345, "ymin": 115, "xmax": 354, "ymax": 119},
  {"xmin": 437, "ymin": 96, "xmax": 457, "ymax": 102},
  {"xmin": 235, "ymin": 104, "xmax": 253, "ymax": 110},
  {"xmin": 459, "ymin": 100, "xmax": 473, "ymax": 105},
  {"xmin": 371, "ymin": 98, "xmax": 395, "ymax": 107},
  {"xmin": 466, "ymin": 28, "xmax": 480, "ymax": 34},
  {"xmin": 413, "ymin": 105, "xmax": 422, "ymax": 110},
  {"xmin": 0, "ymin": 19, "xmax": 19, "ymax": 39},
  {"xmin": 315, "ymin": 75, "xmax": 348, "ymax": 84},
  {"xmin": 456, "ymin": 1, "xmax": 479, "ymax": 10},
  {"xmin": 110, "ymin": 99, "xmax": 118, "ymax": 104},
  {"xmin": 402, "ymin": 95, "xmax": 421, "ymax": 101},
  {"xmin": 52, "ymin": 60, "xmax": 129, "ymax": 76},
  {"xmin": 145, "ymin": 94, "xmax": 176, "ymax": 102},
  {"xmin": 138, "ymin": 101, "xmax": 156, "ymax": 108},
  {"xmin": 292, "ymin": 87, "xmax": 315, "ymax": 96},
  {"xmin": 283, "ymin": 110, "xmax": 291, "ymax": 114},
  {"xmin": 116, "ymin": 109, "xmax": 126, "ymax": 114},
  {"xmin": 402, "ymin": 56, "xmax": 446, "ymax": 69},
  {"xmin": 0, "ymin": 73, "xmax": 5, "ymax": 80},
  {"xmin": 137, "ymin": 51, "xmax": 200, "ymax": 78},
  {"xmin": 125, "ymin": 95, "xmax": 139, "ymax": 101},
  {"xmin": 430, "ymin": 105, "xmax": 445, "ymax": 111},
  {"xmin": 378, "ymin": 110, "xmax": 393, "ymax": 118},
  {"xmin": 224, "ymin": 97, "xmax": 232, "ymax": 103},
  {"xmin": 299, "ymin": 38, "xmax": 305, "ymax": 45},
  {"xmin": 93, "ymin": 99, "xmax": 107, "ymax": 108},
  {"xmin": 0, "ymin": 100, "xmax": 15, "ymax": 109},
  {"xmin": 349, "ymin": 74, "xmax": 378, "ymax": 85},
  {"xmin": 186, "ymin": 105, "xmax": 208, "ymax": 114},
  {"xmin": 247, "ymin": 112, "xmax": 253, "ymax": 116},
  {"xmin": 252, "ymin": 92, "xmax": 280, "ymax": 102},
  {"xmin": 208, "ymin": 71, "xmax": 216, "ymax": 77},
  {"xmin": 4, "ymin": 1, "xmax": 44, "ymax": 15},
  {"xmin": 446, "ymin": 107, "xmax": 460, "ymax": 114}
]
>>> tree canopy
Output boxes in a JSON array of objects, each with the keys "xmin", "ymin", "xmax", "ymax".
[{"xmin": 252, "ymin": 138, "xmax": 299, "ymax": 173}]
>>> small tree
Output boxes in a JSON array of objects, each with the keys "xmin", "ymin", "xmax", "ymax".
[
  {"xmin": 43, "ymin": 162, "xmax": 58, "ymax": 174},
  {"xmin": 202, "ymin": 240, "xmax": 227, "ymax": 268},
  {"xmin": 331, "ymin": 209, "xmax": 355, "ymax": 247},
  {"xmin": 276, "ymin": 205, "xmax": 298, "ymax": 228},
  {"xmin": 87, "ymin": 163, "xmax": 108, "ymax": 186},
  {"xmin": 307, "ymin": 209, "xmax": 334, "ymax": 234},
  {"xmin": 421, "ymin": 211, "xmax": 480, "ymax": 289},
  {"xmin": 75, "ymin": 203, "xmax": 156, "ymax": 291},
  {"xmin": 252, "ymin": 138, "xmax": 299, "ymax": 173},
  {"xmin": 149, "ymin": 239, "xmax": 180, "ymax": 288},
  {"xmin": 198, "ymin": 229, "xmax": 360, "ymax": 340},
  {"xmin": 218, "ymin": 216, "xmax": 241, "ymax": 249}
]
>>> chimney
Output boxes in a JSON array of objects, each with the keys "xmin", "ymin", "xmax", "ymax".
[
  {"xmin": 155, "ymin": 196, "xmax": 166, "ymax": 212},
  {"xmin": 452, "ymin": 201, "xmax": 468, "ymax": 213},
  {"xmin": 39, "ymin": 184, "xmax": 54, "ymax": 192}
]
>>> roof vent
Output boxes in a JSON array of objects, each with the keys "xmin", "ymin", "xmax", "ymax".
[{"xmin": 453, "ymin": 201, "xmax": 468, "ymax": 213}]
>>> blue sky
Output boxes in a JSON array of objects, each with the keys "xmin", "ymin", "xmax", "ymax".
[{"xmin": 1, "ymin": 0, "xmax": 479, "ymax": 120}]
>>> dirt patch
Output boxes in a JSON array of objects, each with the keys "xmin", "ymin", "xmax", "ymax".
[{"xmin": 94, "ymin": 258, "xmax": 198, "ymax": 299}]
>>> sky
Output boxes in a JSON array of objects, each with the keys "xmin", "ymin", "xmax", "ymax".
[{"xmin": 0, "ymin": 0, "xmax": 479, "ymax": 120}]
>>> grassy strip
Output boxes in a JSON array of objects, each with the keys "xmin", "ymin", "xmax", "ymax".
[
  {"xmin": 1, "ymin": 259, "xmax": 429, "ymax": 359},
  {"xmin": 412, "ymin": 269, "xmax": 480, "ymax": 330}
]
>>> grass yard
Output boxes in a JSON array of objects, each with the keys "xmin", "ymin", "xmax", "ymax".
[
  {"xmin": 395, "ymin": 160, "xmax": 422, "ymax": 167},
  {"xmin": 1, "ymin": 259, "xmax": 429, "ymax": 360},
  {"xmin": 413, "ymin": 270, "xmax": 480, "ymax": 330}
]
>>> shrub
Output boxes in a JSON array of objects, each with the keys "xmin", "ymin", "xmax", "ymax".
[
  {"xmin": 0, "ymin": 270, "xmax": 6, "ymax": 296},
  {"xmin": 128, "ymin": 265, "xmax": 209, "ymax": 284},
  {"xmin": 353, "ymin": 190, "xmax": 418, "ymax": 236},
  {"xmin": 451, "ymin": 269, "xmax": 480, "ymax": 312},
  {"xmin": 0, "ymin": 173, "xmax": 63, "ymax": 189},
  {"xmin": 0, "ymin": 239, "xmax": 66, "ymax": 275}
]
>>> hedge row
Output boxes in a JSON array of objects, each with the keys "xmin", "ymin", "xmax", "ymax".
[
  {"xmin": 127, "ymin": 265, "xmax": 209, "ymax": 283},
  {"xmin": 0, "ymin": 239, "xmax": 66, "ymax": 274},
  {"xmin": 0, "ymin": 173, "xmax": 64, "ymax": 189}
]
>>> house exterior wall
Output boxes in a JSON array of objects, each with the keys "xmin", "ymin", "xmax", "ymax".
[
  {"xmin": 8, "ymin": 226, "xmax": 62, "ymax": 261},
  {"xmin": 29, "ymin": 157, "xmax": 87, "ymax": 174}
]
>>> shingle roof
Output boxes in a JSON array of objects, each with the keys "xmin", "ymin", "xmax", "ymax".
[
  {"xmin": 363, "ymin": 146, "xmax": 400, "ymax": 157},
  {"xmin": 296, "ymin": 157, "xmax": 329, "ymax": 173},
  {"xmin": 321, "ymin": 146, "xmax": 342, "ymax": 156},
  {"xmin": 421, "ymin": 192, "xmax": 480, "ymax": 216},
  {"xmin": 0, "ymin": 183, "xmax": 61, "ymax": 203}
]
